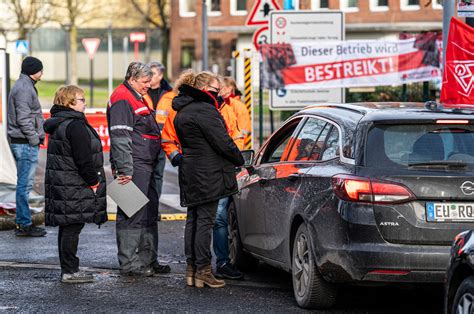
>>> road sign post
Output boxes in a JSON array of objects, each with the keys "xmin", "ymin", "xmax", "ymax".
[
  {"xmin": 130, "ymin": 32, "xmax": 146, "ymax": 61},
  {"xmin": 82, "ymin": 38, "xmax": 101, "ymax": 108}
]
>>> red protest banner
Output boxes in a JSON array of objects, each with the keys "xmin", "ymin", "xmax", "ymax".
[{"xmin": 440, "ymin": 18, "xmax": 474, "ymax": 106}]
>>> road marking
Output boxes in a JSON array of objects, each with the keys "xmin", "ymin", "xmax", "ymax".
[{"xmin": 107, "ymin": 213, "xmax": 187, "ymax": 221}]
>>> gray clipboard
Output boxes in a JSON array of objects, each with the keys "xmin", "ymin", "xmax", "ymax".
[{"xmin": 107, "ymin": 179, "xmax": 149, "ymax": 218}]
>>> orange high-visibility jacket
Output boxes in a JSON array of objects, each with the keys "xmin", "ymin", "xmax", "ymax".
[
  {"xmin": 220, "ymin": 104, "xmax": 244, "ymax": 150},
  {"xmin": 229, "ymin": 97, "xmax": 251, "ymax": 138},
  {"xmin": 155, "ymin": 91, "xmax": 177, "ymax": 128}
]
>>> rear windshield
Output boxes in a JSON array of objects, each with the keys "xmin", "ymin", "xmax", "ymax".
[{"xmin": 366, "ymin": 124, "xmax": 474, "ymax": 170}]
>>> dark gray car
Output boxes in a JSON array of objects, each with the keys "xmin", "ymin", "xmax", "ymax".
[{"xmin": 229, "ymin": 103, "xmax": 474, "ymax": 309}]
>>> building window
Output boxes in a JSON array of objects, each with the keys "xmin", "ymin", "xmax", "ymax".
[
  {"xmin": 311, "ymin": 0, "xmax": 329, "ymax": 9},
  {"xmin": 401, "ymin": 0, "xmax": 420, "ymax": 10},
  {"xmin": 208, "ymin": 0, "xmax": 222, "ymax": 16},
  {"xmin": 179, "ymin": 0, "xmax": 196, "ymax": 17},
  {"xmin": 230, "ymin": 0, "xmax": 247, "ymax": 15},
  {"xmin": 181, "ymin": 40, "xmax": 195, "ymax": 69},
  {"xmin": 370, "ymin": 0, "xmax": 388, "ymax": 11},
  {"xmin": 340, "ymin": 0, "xmax": 359, "ymax": 11},
  {"xmin": 432, "ymin": 0, "xmax": 442, "ymax": 9}
]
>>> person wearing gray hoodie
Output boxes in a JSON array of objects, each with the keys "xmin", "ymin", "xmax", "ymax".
[{"xmin": 7, "ymin": 56, "xmax": 46, "ymax": 237}]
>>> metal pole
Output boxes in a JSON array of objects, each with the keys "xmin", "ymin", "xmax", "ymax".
[
  {"xmin": 64, "ymin": 29, "xmax": 70, "ymax": 84},
  {"xmin": 202, "ymin": 0, "xmax": 208, "ymax": 71},
  {"xmin": 442, "ymin": 0, "xmax": 455, "ymax": 67},
  {"xmin": 108, "ymin": 24, "xmax": 113, "ymax": 96},
  {"xmin": 90, "ymin": 58, "xmax": 94, "ymax": 108},
  {"xmin": 123, "ymin": 36, "xmax": 129, "ymax": 69},
  {"xmin": 259, "ymin": 60, "xmax": 263, "ymax": 147},
  {"xmin": 423, "ymin": 82, "xmax": 429, "ymax": 102},
  {"xmin": 134, "ymin": 42, "xmax": 139, "ymax": 61}
]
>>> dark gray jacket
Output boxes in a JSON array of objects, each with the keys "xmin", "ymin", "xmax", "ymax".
[{"xmin": 7, "ymin": 73, "xmax": 45, "ymax": 146}]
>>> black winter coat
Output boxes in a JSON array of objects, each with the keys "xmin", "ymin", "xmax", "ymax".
[
  {"xmin": 43, "ymin": 106, "xmax": 107, "ymax": 226},
  {"xmin": 172, "ymin": 84, "xmax": 244, "ymax": 207}
]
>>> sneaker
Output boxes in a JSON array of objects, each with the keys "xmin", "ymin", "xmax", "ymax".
[
  {"xmin": 152, "ymin": 262, "xmax": 171, "ymax": 274},
  {"xmin": 61, "ymin": 272, "xmax": 95, "ymax": 284},
  {"xmin": 15, "ymin": 225, "xmax": 47, "ymax": 237},
  {"xmin": 215, "ymin": 263, "xmax": 244, "ymax": 280}
]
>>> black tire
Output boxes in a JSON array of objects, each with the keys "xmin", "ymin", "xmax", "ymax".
[
  {"xmin": 292, "ymin": 224, "xmax": 337, "ymax": 309},
  {"xmin": 227, "ymin": 201, "xmax": 259, "ymax": 272},
  {"xmin": 452, "ymin": 276, "xmax": 474, "ymax": 314}
]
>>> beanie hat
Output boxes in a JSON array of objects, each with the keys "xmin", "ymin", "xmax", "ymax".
[{"xmin": 21, "ymin": 56, "xmax": 43, "ymax": 75}]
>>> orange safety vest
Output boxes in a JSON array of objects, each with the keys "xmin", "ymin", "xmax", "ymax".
[
  {"xmin": 229, "ymin": 97, "xmax": 251, "ymax": 139},
  {"xmin": 155, "ymin": 91, "xmax": 177, "ymax": 128},
  {"xmin": 220, "ymin": 104, "xmax": 244, "ymax": 150}
]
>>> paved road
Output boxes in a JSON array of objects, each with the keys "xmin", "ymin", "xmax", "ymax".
[{"xmin": 0, "ymin": 221, "xmax": 443, "ymax": 313}]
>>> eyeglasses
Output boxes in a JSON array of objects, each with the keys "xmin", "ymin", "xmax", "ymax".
[
  {"xmin": 76, "ymin": 98, "xmax": 86, "ymax": 103},
  {"xmin": 208, "ymin": 86, "xmax": 220, "ymax": 93}
]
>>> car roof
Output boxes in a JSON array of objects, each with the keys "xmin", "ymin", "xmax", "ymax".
[{"xmin": 299, "ymin": 102, "xmax": 474, "ymax": 125}]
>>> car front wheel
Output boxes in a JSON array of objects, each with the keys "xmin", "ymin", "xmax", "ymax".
[
  {"xmin": 292, "ymin": 223, "xmax": 337, "ymax": 309},
  {"xmin": 452, "ymin": 276, "xmax": 474, "ymax": 314}
]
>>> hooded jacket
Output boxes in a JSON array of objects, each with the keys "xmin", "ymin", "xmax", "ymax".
[
  {"xmin": 43, "ymin": 105, "xmax": 107, "ymax": 226},
  {"xmin": 172, "ymin": 84, "xmax": 244, "ymax": 207}
]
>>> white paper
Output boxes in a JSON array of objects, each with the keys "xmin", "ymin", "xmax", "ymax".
[{"xmin": 107, "ymin": 179, "xmax": 149, "ymax": 218}]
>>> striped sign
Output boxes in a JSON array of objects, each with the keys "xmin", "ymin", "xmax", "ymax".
[{"xmin": 243, "ymin": 49, "xmax": 252, "ymax": 150}]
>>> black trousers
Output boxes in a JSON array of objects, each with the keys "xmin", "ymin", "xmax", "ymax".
[
  {"xmin": 58, "ymin": 223, "xmax": 85, "ymax": 274},
  {"xmin": 185, "ymin": 200, "xmax": 219, "ymax": 270}
]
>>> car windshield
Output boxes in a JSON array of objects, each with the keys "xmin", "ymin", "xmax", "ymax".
[{"xmin": 366, "ymin": 124, "xmax": 474, "ymax": 170}]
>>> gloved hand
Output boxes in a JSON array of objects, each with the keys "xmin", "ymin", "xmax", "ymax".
[{"xmin": 171, "ymin": 153, "xmax": 183, "ymax": 167}]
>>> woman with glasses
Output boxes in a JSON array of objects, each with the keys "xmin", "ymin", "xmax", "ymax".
[
  {"xmin": 43, "ymin": 85, "xmax": 107, "ymax": 284},
  {"xmin": 172, "ymin": 70, "xmax": 244, "ymax": 288}
]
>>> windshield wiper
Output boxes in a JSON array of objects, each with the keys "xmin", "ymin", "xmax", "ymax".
[{"xmin": 408, "ymin": 160, "xmax": 468, "ymax": 170}]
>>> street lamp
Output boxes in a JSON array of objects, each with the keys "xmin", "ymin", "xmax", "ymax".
[{"xmin": 63, "ymin": 23, "xmax": 71, "ymax": 85}]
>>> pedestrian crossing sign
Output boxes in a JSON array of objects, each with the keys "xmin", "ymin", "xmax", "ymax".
[{"xmin": 15, "ymin": 40, "xmax": 29, "ymax": 54}]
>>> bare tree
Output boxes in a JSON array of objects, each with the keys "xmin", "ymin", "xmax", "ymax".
[
  {"xmin": 2, "ymin": 0, "xmax": 50, "ymax": 40},
  {"xmin": 49, "ymin": 0, "xmax": 113, "ymax": 84},
  {"xmin": 129, "ymin": 0, "xmax": 170, "ymax": 75}
]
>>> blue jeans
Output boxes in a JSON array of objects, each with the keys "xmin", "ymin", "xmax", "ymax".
[
  {"xmin": 213, "ymin": 197, "xmax": 230, "ymax": 268},
  {"xmin": 10, "ymin": 143, "xmax": 39, "ymax": 227}
]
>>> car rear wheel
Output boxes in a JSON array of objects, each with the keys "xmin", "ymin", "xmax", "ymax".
[
  {"xmin": 452, "ymin": 276, "xmax": 474, "ymax": 314},
  {"xmin": 292, "ymin": 224, "xmax": 337, "ymax": 309},
  {"xmin": 228, "ymin": 201, "xmax": 259, "ymax": 272}
]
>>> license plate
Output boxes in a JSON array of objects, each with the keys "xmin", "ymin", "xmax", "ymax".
[{"xmin": 426, "ymin": 202, "xmax": 474, "ymax": 222}]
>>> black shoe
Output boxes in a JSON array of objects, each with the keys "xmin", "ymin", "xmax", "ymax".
[
  {"xmin": 152, "ymin": 262, "xmax": 171, "ymax": 274},
  {"xmin": 215, "ymin": 263, "xmax": 244, "ymax": 280},
  {"xmin": 120, "ymin": 267, "xmax": 154, "ymax": 277},
  {"xmin": 15, "ymin": 225, "xmax": 47, "ymax": 237}
]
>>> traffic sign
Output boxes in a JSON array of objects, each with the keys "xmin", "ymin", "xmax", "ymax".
[
  {"xmin": 245, "ymin": 0, "xmax": 281, "ymax": 26},
  {"xmin": 252, "ymin": 26, "xmax": 269, "ymax": 51},
  {"xmin": 82, "ymin": 38, "xmax": 101, "ymax": 60},
  {"xmin": 130, "ymin": 32, "xmax": 146, "ymax": 43},
  {"xmin": 15, "ymin": 40, "xmax": 29, "ymax": 54}
]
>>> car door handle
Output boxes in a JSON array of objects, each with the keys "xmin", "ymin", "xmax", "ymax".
[
  {"xmin": 288, "ymin": 173, "xmax": 301, "ymax": 182},
  {"xmin": 258, "ymin": 178, "xmax": 268, "ymax": 185}
]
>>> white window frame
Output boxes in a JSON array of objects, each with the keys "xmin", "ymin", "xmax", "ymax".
[
  {"xmin": 207, "ymin": 0, "xmax": 222, "ymax": 17},
  {"xmin": 340, "ymin": 0, "xmax": 359, "ymax": 12},
  {"xmin": 179, "ymin": 0, "xmax": 196, "ymax": 17},
  {"xmin": 311, "ymin": 0, "xmax": 330, "ymax": 10},
  {"xmin": 230, "ymin": 0, "xmax": 247, "ymax": 15},
  {"xmin": 432, "ymin": 0, "xmax": 443, "ymax": 10},
  {"xmin": 370, "ymin": 0, "xmax": 389, "ymax": 11},
  {"xmin": 400, "ymin": 0, "xmax": 420, "ymax": 11}
]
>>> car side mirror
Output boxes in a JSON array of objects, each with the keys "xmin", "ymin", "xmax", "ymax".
[{"xmin": 241, "ymin": 149, "xmax": 255, "ymax": 168}]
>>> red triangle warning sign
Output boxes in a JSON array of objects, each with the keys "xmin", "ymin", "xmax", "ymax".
[
  {"xmin": 245, "ymin": 0, "xmax": 281, "ymax": 26},
  {"xmin": 82, "ymin": 38, "xmax": 101, "ymax": 60}
]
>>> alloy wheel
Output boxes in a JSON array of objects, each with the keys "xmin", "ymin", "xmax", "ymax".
[
  {"xmin": 293, "ymin": 232, "xmax": 311, "ymax": 297},
  {"xmin": 456, "ymin": 292, "xmax": 474, "ymax": 314}
]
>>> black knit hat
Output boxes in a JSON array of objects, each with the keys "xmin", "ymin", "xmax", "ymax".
[{"xmin": 21, "ymin": 56, "xmax": 43, "ymax": 75}]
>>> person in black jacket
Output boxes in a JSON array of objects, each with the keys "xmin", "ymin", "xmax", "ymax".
[
  {"xmin": 172, "ymin": 70, "xmax": 244, "ymax": 289},
  {"xmin": 44, "ymin": 85, "xmax": 107, "ymax": 284}
]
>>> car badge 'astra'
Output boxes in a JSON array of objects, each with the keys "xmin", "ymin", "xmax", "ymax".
[
  {"xmin": 461, "ymin": 181, "xmax": 474, "ymax": 196},
  {"xmin": 379, "ymin": 222, "xmax": 400, "ymax": 226}
]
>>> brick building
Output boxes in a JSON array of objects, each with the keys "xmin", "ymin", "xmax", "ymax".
[{"xmin": 170, "ymin": 0, "xmax": 444, "ymax": 80}]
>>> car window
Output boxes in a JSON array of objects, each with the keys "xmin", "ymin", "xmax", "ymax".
[
  {"xmin": 261, "ymin": 118, "xmax": 302, "ymax": 164},
  {"xmin": 321, "ymin": 127, "xmax": 340, "ymax": 161},
  {"xmin": 366, "ymin": 124, "xmax": 474, "ymax": 169},
  {"xmin": 286, "ymin": 118, "xmax": 328, "ymax": 162}
]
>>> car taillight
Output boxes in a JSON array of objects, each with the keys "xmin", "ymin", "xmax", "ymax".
[{"xmin": 332, "ymin": 175, "xmax": 415, "ymax": 204}]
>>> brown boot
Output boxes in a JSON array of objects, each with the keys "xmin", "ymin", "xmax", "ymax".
[
  {"xmin": 186, "ymin": 264, "xmax": 196, "ymax": 287},
  {"xmin": 195, "ymin": 265, "xmax": 225, "ymax": 288}
]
